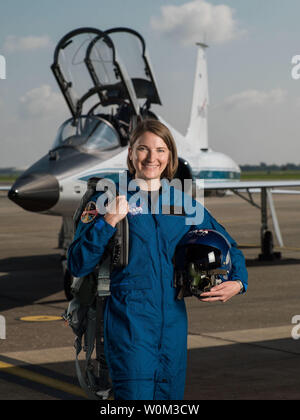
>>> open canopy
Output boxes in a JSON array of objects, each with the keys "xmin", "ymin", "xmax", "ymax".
[
  {"xmin": 51, "ymin": 27, "xmax": 139, "ymax": 117},
  {"xmin": 51, "ymin": 27, "xmax": 161, "ymax": 118},
  {"xmin": 104, "ymin": 27, "xmax": 161, "ymax": 106}
]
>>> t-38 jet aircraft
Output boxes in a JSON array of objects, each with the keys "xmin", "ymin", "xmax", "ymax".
[{"xmin": 2, "ymin": 27, "xmax": 300, "ymax": 297}]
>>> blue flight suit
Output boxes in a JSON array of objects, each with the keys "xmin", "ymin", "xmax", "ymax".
[{"xmin": 67, "ymin": 172, "xmax": 248, "ymax": 400}]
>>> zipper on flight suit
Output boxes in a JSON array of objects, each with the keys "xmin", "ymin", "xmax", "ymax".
[
  {"xmin": 146, "ymin": 189, "xmax": 164, "ymax": 352},
  {"xmin": 153, "ymin": 214, "xmax": 164, "ymax": 351}
]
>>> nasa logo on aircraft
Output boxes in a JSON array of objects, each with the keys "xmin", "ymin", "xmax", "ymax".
[
  {"xmin": 81, "ymin": 201, "xmax": 98, "ymax": 224},
  {"xmin": 197, "ymin": 99, "xmax": 207, "ymax": 118}
]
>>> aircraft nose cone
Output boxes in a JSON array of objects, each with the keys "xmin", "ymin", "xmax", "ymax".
[{"xmin": 8, "ymin": 173, "xmax": 59, "ymax": 212}]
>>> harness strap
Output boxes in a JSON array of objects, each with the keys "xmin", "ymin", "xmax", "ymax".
[
  {"xmin": 95, "ymin": 296, "xmax": 112, "ymax": 399},
  {"xmin": 74, "ymin": 336, "xmax": 100, "ymax": 400},
  {"xmin": 73, "ymin": 300, "xmax": 112, "ymax": 400}
]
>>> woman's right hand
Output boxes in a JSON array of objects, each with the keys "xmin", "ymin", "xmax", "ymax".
[{"xmin": 104, "ymin": 195, "xmax": 129, "ymax": 227}]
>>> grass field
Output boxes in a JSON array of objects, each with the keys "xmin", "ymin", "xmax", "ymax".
[
  {"xmin": 0, "ymin": 175, "xmax": 20, "ymax": 183},
  {"xmin": 241, "ymin": 171, "xmax": 300, "ymax": 180}
]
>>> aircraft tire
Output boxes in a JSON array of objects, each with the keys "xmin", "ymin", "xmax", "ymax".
[{"xmin": 262, "ymin": 230, "xmax": 273, "ymax": 256}]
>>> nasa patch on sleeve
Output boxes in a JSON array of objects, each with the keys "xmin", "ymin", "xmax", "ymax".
[{"xmin": 80, "ymin": 201, "xmax": 98, "ymax": 224}]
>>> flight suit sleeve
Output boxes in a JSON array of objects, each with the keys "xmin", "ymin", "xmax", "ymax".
[
  {"xmin": 198, "ymin": 207, "xmax": 248, "ymax": 292},
  {"xmin": 67, "ymin": 196, "xmax": 117, "ymax": 278}
]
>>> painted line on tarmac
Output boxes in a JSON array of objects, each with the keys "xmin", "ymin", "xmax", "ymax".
[
  {"xmin": 18, "ymin": 315, "xmax": 62, "ymax": 322},
  {"xmin": 279, "ymin": 246, "xmax": 300, "ymax": 251},
  {"xmin": 0, "ymin": 357, "xmax": 86, "ymax": 399},
  {"xmin": 238, "ymin": 244, "xmax": 260, "ymax": 248}
]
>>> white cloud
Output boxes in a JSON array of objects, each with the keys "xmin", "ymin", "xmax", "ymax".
[
  {"xmin": 19, "ymin": 85, "xmax": 65, "ymax": 118},
  {"xmin": 3, "ymin": 35, "xmax": 51, "ymax": 53},
  {"xmin": 150, "ymin": 0, "xmax": 242, "ymax": 46},
  {"xmin": 220, "ymin": 88, "xmax": 287, "ymax": 110}
]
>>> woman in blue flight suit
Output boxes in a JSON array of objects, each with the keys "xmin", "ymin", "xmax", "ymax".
[{"xmin": 68, "ymin": 119, "xmax": 248, "ymax": 400}]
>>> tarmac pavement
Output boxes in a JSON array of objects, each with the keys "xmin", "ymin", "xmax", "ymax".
[{"xmin": 0, "ymin": 187, "xmax": 300, "ymax": 400}]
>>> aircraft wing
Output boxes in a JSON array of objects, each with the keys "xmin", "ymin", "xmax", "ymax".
[
  {"xmin": 198, "ymin": 179, "xmax": 300, "ymax": 191},
  {"xmin": 197, "ymin": 179, "xmax": 300, "ymax": 255}
]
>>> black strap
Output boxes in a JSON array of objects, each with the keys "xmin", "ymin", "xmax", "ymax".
[{"xmin": 95, "ymin": 296, "xmax": 112, "ymax": 396}]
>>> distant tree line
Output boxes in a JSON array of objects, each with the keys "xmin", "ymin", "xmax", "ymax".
[
  {"xmin": 1, "ymin": 164, "xmax": 300, "ymax": 175},
  {"xmin": 241, "ymin": 162, "xmax": 300, "ymax": 171},
  {"xmin": 0, "ymin": 167, "xmax": 23, "ymax": 175}
]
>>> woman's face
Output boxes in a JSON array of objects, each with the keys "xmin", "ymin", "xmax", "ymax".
[{"xmin": 128, "ymin": 131, "xmax": 170, "ymax": 181}]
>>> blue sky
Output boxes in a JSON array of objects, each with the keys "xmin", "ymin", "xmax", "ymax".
[{"xmin": 1, "ymin": 0, "xmax": 300, "ymax": 168}]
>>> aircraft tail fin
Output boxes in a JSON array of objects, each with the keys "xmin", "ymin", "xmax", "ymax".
[{"xmin": 185, "ymin": 43, "xmax": 209, "ymax": 150}]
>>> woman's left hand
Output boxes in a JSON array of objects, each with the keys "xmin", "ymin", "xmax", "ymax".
[{"xmin": 199, "ymin": 281, "xmax": 241, "ymax": 303}]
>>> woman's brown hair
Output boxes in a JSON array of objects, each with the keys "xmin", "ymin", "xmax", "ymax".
[{"xmin": 127, "ymin": 119, "xmax": 178, "ymax": 180}]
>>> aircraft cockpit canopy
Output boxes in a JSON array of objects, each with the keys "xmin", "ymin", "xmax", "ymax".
[
  {"xmin": 51, "ymin": 27, "xmax": 161, "ymax": 119},
  {"xmin": 52, "ymin": 116, "xmax": 120, "ymax": 153},
  {"xmin": 103, "ymin": 28, "xmax": 161, "ymax": 106},
  {"xmin": 51, "ymin": 27, "xmax": 140, "ymax": 118}
]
